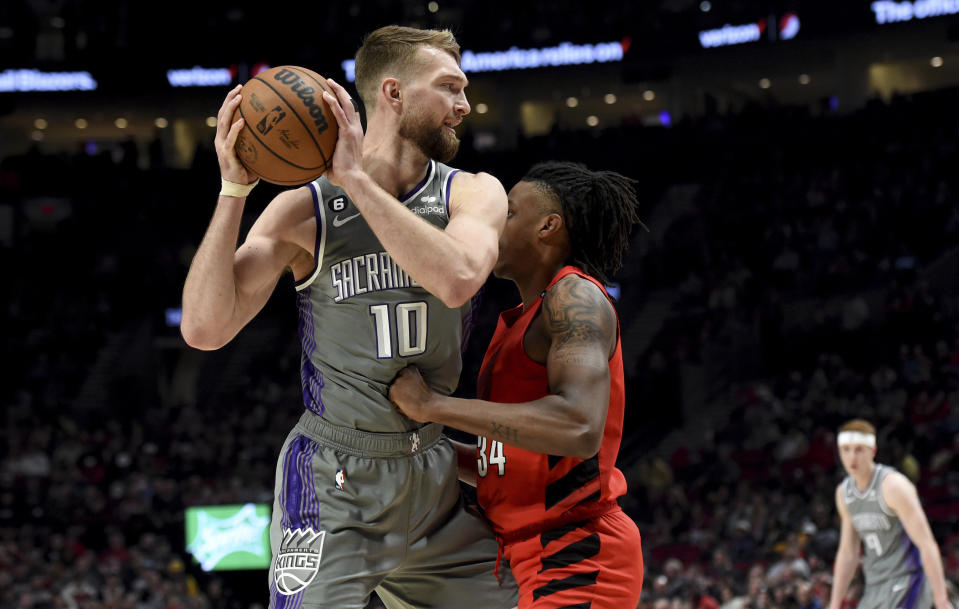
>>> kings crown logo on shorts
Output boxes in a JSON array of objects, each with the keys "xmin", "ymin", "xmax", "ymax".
[{"xmin": 274, "ymin": 527, "xmax": 326, "ymax": 595}]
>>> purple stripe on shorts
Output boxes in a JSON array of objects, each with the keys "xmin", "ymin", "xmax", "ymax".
[
  {"xmin": 274, "ymin": 588, "xmax": 304, "ymax": 609},
  {"xmin": 280, "ymin": 435, "xmax": 320, "ymax": 530},
  {"xmin": 272, "ymin": 436, "xmax": 321, "ymax": 609},
  {"xmin": 279, "ymin": 439, "xmax": 296, "ymax": 530}
]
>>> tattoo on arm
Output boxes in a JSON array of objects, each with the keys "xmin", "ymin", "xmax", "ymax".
[
  {"xmin": 490, "ymin": 421, "xmax": 518, "ymax": 442},
  {"xmin": 544, "ymin": 277, "xmax": 615, "ymax": 362}
]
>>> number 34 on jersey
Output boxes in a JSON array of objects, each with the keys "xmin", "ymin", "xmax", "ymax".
[{"xmin": 477, "ymin": 437, "xmax": 507, "ymax": 477}]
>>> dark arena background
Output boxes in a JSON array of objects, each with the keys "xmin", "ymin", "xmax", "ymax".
[{"xmin": 2, "ymin": 1, "xmax": 959, "ymax": 608}]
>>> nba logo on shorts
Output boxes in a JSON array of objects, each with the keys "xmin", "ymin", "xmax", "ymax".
[
  {"xmin": 274, "ymin": 528, "xmax": 326, "ymax": 595},
  {"xmin": 334, "ymin": 468, "xmax": 346, "ymax": 490}
]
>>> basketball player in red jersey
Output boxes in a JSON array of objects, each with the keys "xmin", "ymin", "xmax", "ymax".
[{"xmin": 390, "ymin": 161, "xmax": 645, "ymax": 609}]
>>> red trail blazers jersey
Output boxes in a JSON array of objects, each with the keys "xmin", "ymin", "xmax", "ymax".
[{"xmin": 476, "ymin": 265, "xmax": 629, "ymax": 541}]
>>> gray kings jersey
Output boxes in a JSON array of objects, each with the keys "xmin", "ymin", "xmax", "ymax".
[
  {"xmin": 294, "ymin": 160, "xmax": 478, "ymax": 432},
  {"xmin": 842, "ymin": 464, "xmax": 923, "ymax": 584}
]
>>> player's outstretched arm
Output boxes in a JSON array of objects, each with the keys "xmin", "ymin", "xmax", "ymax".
[
  {"xmin": 883, "ymin": 472, "xmax": 954, "ymax": 609},
  {"xmin": 828, "ymin": 484, "xmax": 862, "ymax": 609},
  {"xmin": 322, "ymin": 79, "xmax": 504, "ymax": 308},
  {"xmin": 389, "ymin": 276, "xmax": 614, "ymax": 459},
  {"xmin": 181, "ymin": 86, "xmax": 311, "ymax": 350}
]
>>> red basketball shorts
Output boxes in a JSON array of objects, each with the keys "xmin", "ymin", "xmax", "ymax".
[{"xmin": 503, "ymin": 509, "xmax": 644, "ymax": 609}]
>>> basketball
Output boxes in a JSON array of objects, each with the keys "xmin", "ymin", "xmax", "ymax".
[{"xmin": 231, "ymin": 65, "xmax": 338, "ymax": 186}]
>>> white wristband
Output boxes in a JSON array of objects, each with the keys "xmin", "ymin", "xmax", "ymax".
[{"xmin": 220, "ymin": 177, "xmax": 260, "ymax": 198}]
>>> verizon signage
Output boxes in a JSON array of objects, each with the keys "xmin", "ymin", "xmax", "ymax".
[
  {"xmin": 699, "ymin": 22, "xmax": 765, "ymax": 48},
  {"xmin": 698, "ymin": 13, "xmax": 801, "ymax": 49},
  {"xmin": 167, "ymin": 66, "xmax": 234, "ymax": 87},
  {"xmin": 166, "ymin": 63, "xmax": 270, "ymax": 87},
  {"xmin": 872, "ymin": 0, "xmax": 959, "ymax": 23}
]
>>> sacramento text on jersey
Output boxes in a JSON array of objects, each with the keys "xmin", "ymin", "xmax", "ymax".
[{"xmin": 330, "ymin": 251, "xmax": 421, "ymax": 303}]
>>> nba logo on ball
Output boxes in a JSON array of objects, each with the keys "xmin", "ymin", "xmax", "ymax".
[
  {"xmin": 335, "ymin": 468, "xmax": 346, "ymax": 490},
  {"xmin": 274, "ymin": 528, "xmax": 326, "ymax": 595}
]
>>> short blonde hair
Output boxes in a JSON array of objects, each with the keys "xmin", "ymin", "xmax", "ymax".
[
  {"xmin": 839, "ymin": 419, "xmax": 876, "ymax": 436},
  {"xmin": 354, "ymin": 25, "xmax": 461, "ymax": 113}
]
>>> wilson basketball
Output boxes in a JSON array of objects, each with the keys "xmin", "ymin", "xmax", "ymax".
[{"xmin": 231, "ymin": 65, "xmax": 337, "ymax": 186}]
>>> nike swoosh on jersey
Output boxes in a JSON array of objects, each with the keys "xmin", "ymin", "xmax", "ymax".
[
  {"xmin": 332, "ymin": 212, "xmax": 361, "ymax": 227},
  {"xmin": 892, "ymin": 583, "xmax": 908, "ymax": 592}
]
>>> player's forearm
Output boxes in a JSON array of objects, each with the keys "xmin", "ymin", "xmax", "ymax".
[
  {"xmin": 450, "ymin": 439, "xmax": 478, "ymax": 486},
  {"xmin": 918, "ymin": 543, "xmax": 951, "ymax": 607},
  {"xmin": 427, "ymin": 393, "xmax": 600, "ymax": 459},
  {"xmin": 340, "ymin": 171, "xmax": 488, "ymax": 307},
  {"xmin": 828, "ymin": 551, "xmax": 859, "ymax": 609},
  {"xmin": 181, "ymin": 197, "xmax": 247, "ymax": 349}
]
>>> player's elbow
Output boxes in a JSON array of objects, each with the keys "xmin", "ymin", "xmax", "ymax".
[
  {"xmin": 436, "ymin": 273, "xmax": 483, "ymax": 308},
  {"xmin": 437, "ymin": 284, "xmax": 474, "ymax": 308},
  {"xmin": 439, "ymin": 254, "xmax": 493, "ymax": 307},
  {"xmin": 578, "ymin": 427, "xmax": 604, "ymax": 460},
  {"xmin": 180, "ymin": 317, "xmax": 229, "ymax": 351},
  {"xmin": 566, "ymin": 421, "xmax": 603, "ymax": 460}
]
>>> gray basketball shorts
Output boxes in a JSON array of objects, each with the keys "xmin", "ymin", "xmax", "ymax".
[
  {"xmin": 266, "ymin": 411, "xmax": 518, "ymax": 609},
  {"xmin": 858, "ymin": 572, "xmax": 932, "ymax": 609}
]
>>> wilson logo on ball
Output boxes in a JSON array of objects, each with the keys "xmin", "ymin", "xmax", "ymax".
[
  {"xmin": 232, "ymin": 65, "xmax": 337, "ymax": 185},
  {"xmin": 273, "ymin": 68, "xmax": 331, "ymax": 135}
]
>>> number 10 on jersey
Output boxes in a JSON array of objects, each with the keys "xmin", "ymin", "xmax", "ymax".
[{"xmin": 369, "ymin": 302, "xmax": 427, "ymax": 358}]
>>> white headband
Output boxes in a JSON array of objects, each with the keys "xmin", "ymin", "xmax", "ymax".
[{"xmin": 837, "ymin": 431, "xmax": 876, "ymax": 447}]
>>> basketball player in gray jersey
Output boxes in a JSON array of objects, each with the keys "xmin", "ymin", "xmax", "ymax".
[
  {"xmin": 182, "ymin": 26, "xmax": 517, "ymax": 609},
  {"xmin": 827, "ymin": 419, "xmax": 952, "ymax": 609}
]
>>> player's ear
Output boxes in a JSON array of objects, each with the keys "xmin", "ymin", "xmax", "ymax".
[
  {"xmin": 539, "ymin": 212, "xmax": 565, "ymax": 241},
  {"xmin": 382, "ymin": 78, "xmax": 402, "ymax": 113}
]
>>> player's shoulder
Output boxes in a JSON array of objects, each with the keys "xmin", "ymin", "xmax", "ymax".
[
  {"xmin": 834, "ymin": 480, "xmax": 853, "ymax": 517},
  {"xmin": 251, "ymin": 184, "xmax": 317, "ymax": 245},
  {"xmin": 542, "ymin": 274, "xmax": 616, "ymax": 335},
  {"xmin": 547, "ymin": 273, "xmax": 607, "ymax": 300},
  {"xmin": 310, "ymin": 175, "xmax": 348, "ymax": 201},
  {"xmin": 448, "ymin": 169, "xmax": 506, "ymax": 197},
  {"xmin": 445, "ymin": 170, "xmax": 507, "ymax": 221},
  {"xmin": 879, "ymin": 468, "xmax": 915, "ymax": 496},
  {"xmin": 264, "ymin": 183, "xmax": 316, "ymax": 218}
]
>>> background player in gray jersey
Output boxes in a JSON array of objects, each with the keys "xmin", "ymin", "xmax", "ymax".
[
  {"xmin": 181, "ymin": 25, "xmax": 517, "ymax": 609},
  {"xmin": 827, "ymin": 419, "xmax": 952, "ymax": 609}
]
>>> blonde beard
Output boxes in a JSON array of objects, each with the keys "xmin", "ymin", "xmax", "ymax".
[{"xmin": 398, "ymin": 107, "xmax": 460, "ymax": 162}]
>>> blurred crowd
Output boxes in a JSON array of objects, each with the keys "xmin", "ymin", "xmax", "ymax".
[
  {"xmin": 3, "ymin": 82, "xmax": 959, "ymax": 609},
  {"xmin": 624, "ymin": 286, "xmax": 959, "ymax": 609}
]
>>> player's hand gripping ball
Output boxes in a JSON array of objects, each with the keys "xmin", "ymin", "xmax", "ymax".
[{"xmin": 231, "ymin": 66, "xmax": 338, "ymax": 185}]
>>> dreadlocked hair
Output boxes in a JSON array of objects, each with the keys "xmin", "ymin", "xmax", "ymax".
[{"xmin": 523, "ymin": 161, "xmax": 643, "ymax": 285}]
